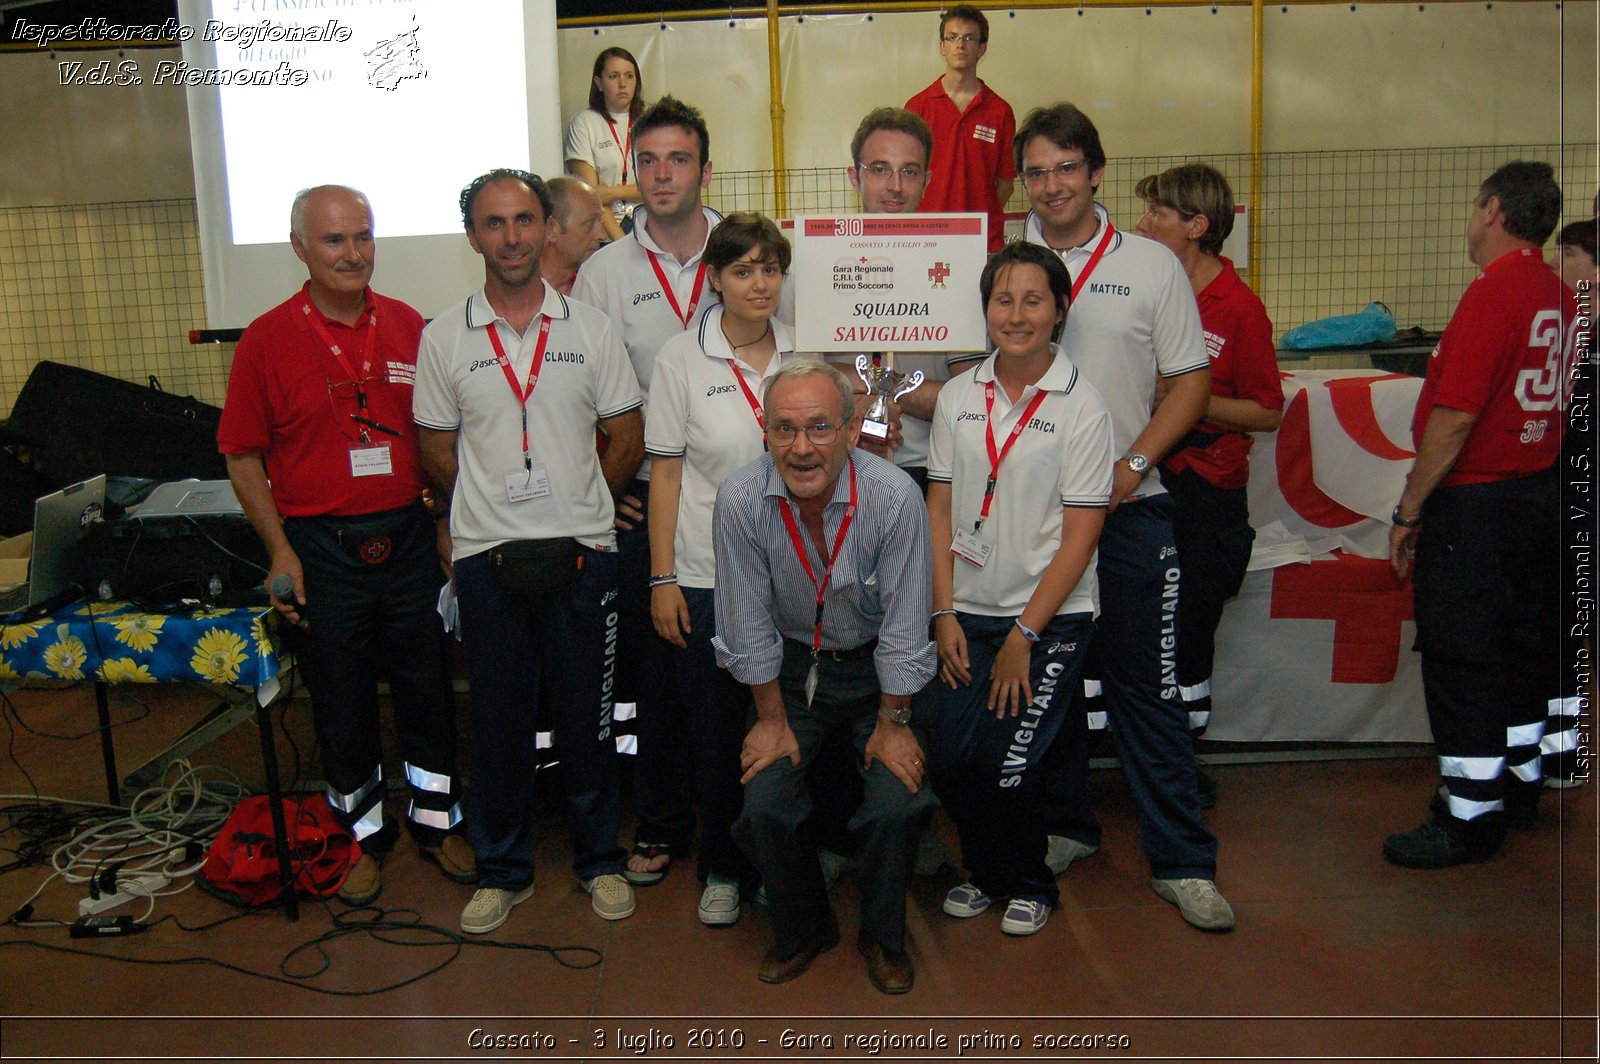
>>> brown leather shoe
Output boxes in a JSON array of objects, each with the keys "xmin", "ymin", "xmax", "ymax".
[
  {"xmin": 757, "ymin": 923, "xmax": 840, "ymax": 985},
  {"xmin": 338, "ymin": 853, "xmax": 382, "ymax": 906},
  {"xmin": 858, "ymin": 930, "xmax": 914, "ymax": 994},
  {"xmin": 419, "ymin": 835, "xmax": 478, "ymax": 884}
]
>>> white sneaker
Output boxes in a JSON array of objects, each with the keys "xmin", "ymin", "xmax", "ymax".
[
  {"xmin": 697, "ymin": 882, "xmax": 741, "ymax": 926},
  {"xmin": 460, "ymin": 883, "xmax": 535, "ymax": 934},
  {"xmin": 583, "ymin": 873, "xmax": 636, "ymax": 921},
  {"xmin": 1152, "ymin": 877, "xmax": 1235, "ymax": 932},
  {"xmin": 1045, "ymin": 835, "xmax": 1099, "ymax": 876},
  {"xmin": 1000, "ymin": 898, "xmax": 1050, "ymax": 936},
  {"xmin": 942, "ymin": 881, "xmax": 993, "ymax": 918}
]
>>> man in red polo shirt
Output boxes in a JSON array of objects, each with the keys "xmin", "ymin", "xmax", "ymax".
[
  {"xmin": 904, "ymin": 4, "xmax": 1015, "ymax": 253},
  {"xmin": 1385, "ymin": 161, "xmax": 1580, "ymax": 869},
  {"xmin": 218, "ymin": 185, "xmax": 474, "ymax": 905}
]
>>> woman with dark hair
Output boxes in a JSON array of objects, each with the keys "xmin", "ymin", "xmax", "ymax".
[
  {"xmin": 1134, "ymin": 162, "xmax": 1284, "ymax": 806},
  {"xmin": 927, "ymin": 241, "xmax": 1113, "ymax": 936},
  {"xmin": 643, "ymin": 212, "xmax": 809, "ymax": 926},
  {"xmin": 564, "ymin": 47, "xmax": 644, "ymax": 241}
]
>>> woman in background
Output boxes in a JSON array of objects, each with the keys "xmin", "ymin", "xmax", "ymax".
[
  {"xmin": 564, "ymin": 47, "xmax": 644, "ymax": 241},
  {"xmin": 1134, "ymin": 162, "xmax": 1284, "ymax": 807}
]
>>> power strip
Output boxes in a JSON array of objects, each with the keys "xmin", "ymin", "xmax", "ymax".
[{"xmin": 78, "ymin": 874, "xmax": 171, "ymax": 916}]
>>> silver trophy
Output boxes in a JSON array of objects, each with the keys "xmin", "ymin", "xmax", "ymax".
[{"xmin": 854, "ymin": 354, "xmax": 925, "ymax": 442}]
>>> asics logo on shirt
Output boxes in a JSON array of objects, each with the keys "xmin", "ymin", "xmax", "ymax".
[
  {"xmin": 632, "ymin": 291, "xmax": 663, "ymax": 306},
  {"xmin": 707, "ymin": 384, "xmax": 738, "ymax": 397},
  {"xmin": 956, "ymin": 411, "xmax": 988, "ymax": 423}
]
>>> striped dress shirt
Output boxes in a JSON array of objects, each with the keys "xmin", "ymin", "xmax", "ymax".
[{"xmin": 712, "ymin": 449, "xmax": 937, "ymax": 698}]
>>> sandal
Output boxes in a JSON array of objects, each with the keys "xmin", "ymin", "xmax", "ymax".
[{"xmin": 624, "ymin": 841, "xmax": 672, "ymax": 885}]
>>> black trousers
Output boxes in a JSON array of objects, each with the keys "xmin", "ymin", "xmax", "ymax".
[
  {"xmin": 1414, "ymin": 466, "xmax": 1563, "ymax": 854},
  {"xmin": 282, "ymin": 503, "xmax": 458, "ymax": 855},
  {"xmin": 1160, "ymin": 466, "xmax": 1255, "ymax": 737}
]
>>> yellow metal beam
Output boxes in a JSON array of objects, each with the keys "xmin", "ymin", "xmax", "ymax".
[
  {"xmin": 768, "ymin": 0, "xmax": 788, "ymax": 216},
  {"xmin": 559, "ymin": 0, "xmax": 1528, "ymax": 29},
  {"xmin": 1251, "ymin": 0, "xmax": 1264, "ymax": 279}
]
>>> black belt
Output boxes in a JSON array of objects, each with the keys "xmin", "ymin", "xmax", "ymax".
[{"xmin": 785, "ymin": 637, "xmax": 877, "ymax": 662}]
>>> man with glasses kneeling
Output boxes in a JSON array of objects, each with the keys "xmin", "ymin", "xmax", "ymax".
[{"xmin": 712, "ymin": 362, "xmax": 936, "ymax": 995}]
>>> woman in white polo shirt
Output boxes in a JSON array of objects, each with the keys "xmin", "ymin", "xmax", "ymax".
[
  {"xmin": 563, "ymin": 47, "xmax": 643, "ymax": 242},
  {"xmin": 927, "ymin": 241, "xmax": 1114, "ymax": 936},
  {"xmin": 645, "ymin": 212, "xmax": 802, "ymax": 928}
]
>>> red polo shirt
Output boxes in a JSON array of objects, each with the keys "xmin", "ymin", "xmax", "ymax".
[
  {"xmin": 1163, "ymin": 258, "xmax": 1284, "ymax": 489},
  {"xmin": 1413, "ymin": 247, "xmax": 1579, "ymax": 486},
  {"xmin": 906, "ymin": 76, "xmax": 1016, "ymax": 253},
  {"xmin": 217, "ymin": 283, "xmax": 428, "ymax": 517}
]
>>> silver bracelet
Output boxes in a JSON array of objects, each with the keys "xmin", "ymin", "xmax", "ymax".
[
  {"xmin": 1014, "ymin": 619, "xmax": 1040, "ymax": 643},
  {"xmin": 931, "ymin": 608, "xmax": 957, "ymax": 619},
  {"xmin": 648, "ymin": 572, "xmax": 678, "ymax": 588}
]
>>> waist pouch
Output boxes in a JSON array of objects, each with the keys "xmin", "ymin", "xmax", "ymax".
[{"xmin": 488, "ymin": 538, "xmax": 583, "ymax": 596}]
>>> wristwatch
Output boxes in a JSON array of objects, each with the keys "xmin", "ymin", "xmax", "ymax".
[
  {"xmin": 1123, "ymin": 453, "xmax": 1151, "ymax": 477},
  {"xmin": 879, "ymin": 704, "xmax": 913, "ymax": 726},
  {"xmin": 1390, "ymin": 505, "xmax": 1423, "ymax": 528}
]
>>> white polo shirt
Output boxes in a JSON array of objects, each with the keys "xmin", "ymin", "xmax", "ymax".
[
  {"xmin": 928, "ymin": 348, "xmax": 1113, "ymax": 617},
  {"xmin": 414, "ymin": 280, "xmax": 642, "ymax": 561},
  {"xmin": 646, "ymin": 306, "xmax": 814, "ymax": 588},
  {"xmin": 1024, "ymin": 203, "xmax": 1208, "ymax": 499},
  {"xmin": 573, "ymin": 205, "xmax": 724, "ymax": 481},
  {"xmin": 563, "ymin": 108, "xmax": 635, "ymax": 224}
]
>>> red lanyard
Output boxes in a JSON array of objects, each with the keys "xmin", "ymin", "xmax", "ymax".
[
  {"xmin": 646, "ymin": 250, "xmax": 708, "ymax": 329},
  {"xmin": 777, "ymin": 458, "xmax": 857, "ymax": 654},
  {"xmin": 302, "ymin": 302, "xmax": 378, "ymax": 391},
  {"xmin": 727, "ymin": 360, "xmax": 767, "ymax": 430},
  {"xmin": 486, "ymin": 318, "xmax": 553, "ymax": 470},
  {"xmin": 605, "ymin": 115, "xmax": 632, "ymax": 183},
  {"xmin": 977, "ymin": 382, "xmax": 1050, "ymax": 530},
  {"xmin": 1069, "ymin": 221, "xmax": 1116, "ymax": 301}
]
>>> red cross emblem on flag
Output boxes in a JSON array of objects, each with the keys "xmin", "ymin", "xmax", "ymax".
[{"xmin": 928, "ymin": 261, "xmax": 951, "ymax": 288}]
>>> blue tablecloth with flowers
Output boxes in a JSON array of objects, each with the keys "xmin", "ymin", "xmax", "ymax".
[{"xmin": 0, "ymin": 601, "xmax": 280, "ymax": 689}]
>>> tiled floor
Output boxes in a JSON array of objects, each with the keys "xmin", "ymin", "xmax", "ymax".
[{"xmin": 0, "ymin": 682, "xmax": 1594, "ymax": 1061}]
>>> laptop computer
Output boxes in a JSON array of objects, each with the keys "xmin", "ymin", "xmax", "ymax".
[
  {"xmin": 132, "ymin": 479, "xmax": 243, "ymax": 520},
  {"xmin": 0, "ymin": 474, "xmax": 108, "ymax": 617}
]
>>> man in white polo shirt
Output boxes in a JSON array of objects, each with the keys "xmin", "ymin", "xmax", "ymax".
[
  {"xmin": 573, "ymin": 96, "xmax": 723, "ymax": 886},
  {"xmin": 414, "ymin": 169, "xmax": 644, "ymax": 935},
  {"xmin": 1016, "ymin": 103, "xmax": 1234, "ymax": 932}
]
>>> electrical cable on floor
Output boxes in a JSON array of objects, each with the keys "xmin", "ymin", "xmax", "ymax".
[
  {"xmin": 0, "ymin": 759, "xmax": 250, "ymax": 928},
  {"xmin": 0, "ymin": 899, "xmax": 605, "ymax": 995}
]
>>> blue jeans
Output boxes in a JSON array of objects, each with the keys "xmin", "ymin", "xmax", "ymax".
[{"xmin": 733, "ymin": 640, "xmax": 933, "ymax": 956}]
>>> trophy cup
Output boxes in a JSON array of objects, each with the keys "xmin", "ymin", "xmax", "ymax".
[{"xmin": 854, "ymin": 354, "xmax": 925, "ymax": 442}]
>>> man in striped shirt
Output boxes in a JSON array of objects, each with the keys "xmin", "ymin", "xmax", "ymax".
[{"xmin": 713, "ymin": 361, "xmax": 936, "ymax": 996}]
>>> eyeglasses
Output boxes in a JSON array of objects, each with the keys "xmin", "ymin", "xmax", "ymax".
[
  {"xmin": 1021, "ymin": 159, "xmax": 1091, "ymax": 187},
  {"xmin": 859, "ymin": 162, "xmax": 927, "ymax": 184},
  {"xmin": 941, "ymin": 32, "xmax": 980, "ymax": 44},
  {"xmin": 766, "ymin": 421, "xmax": 843, "ymax": 447}
]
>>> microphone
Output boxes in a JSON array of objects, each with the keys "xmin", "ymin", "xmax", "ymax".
[{"xmin": 267, "ymin": 573, "xmax": 311, "ymax": 631}]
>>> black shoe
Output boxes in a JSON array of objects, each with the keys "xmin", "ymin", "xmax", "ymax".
[
  {"xmin": 1383, "ymin": 822, "xmax": 1493, "ymax": 869},
  {"xmin": 1195, "ymin": 768, "xmax": 1217, "ymax": 810}
]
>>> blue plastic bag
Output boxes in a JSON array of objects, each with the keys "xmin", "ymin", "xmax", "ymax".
[{"xmin": 1280, "ymin": 301, "xmax": 1398, "ymax": 350}]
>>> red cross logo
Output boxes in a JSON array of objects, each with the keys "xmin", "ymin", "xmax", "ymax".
[
  {"xmin": 859, "ymin": 256, "xmax": 868, "ymax": 265},
  {"xmin": 1270, "ymin": 553, "xmax": 1414, "ymax": 683},
  {"xmin": 928, "ymin": 261, "xmax": 951, "ymax": 288}
]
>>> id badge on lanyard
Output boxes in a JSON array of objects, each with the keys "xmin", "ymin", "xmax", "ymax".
[{"xmin": 778, "ymin": 460, "xmax": 858, "ymax": 707}]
